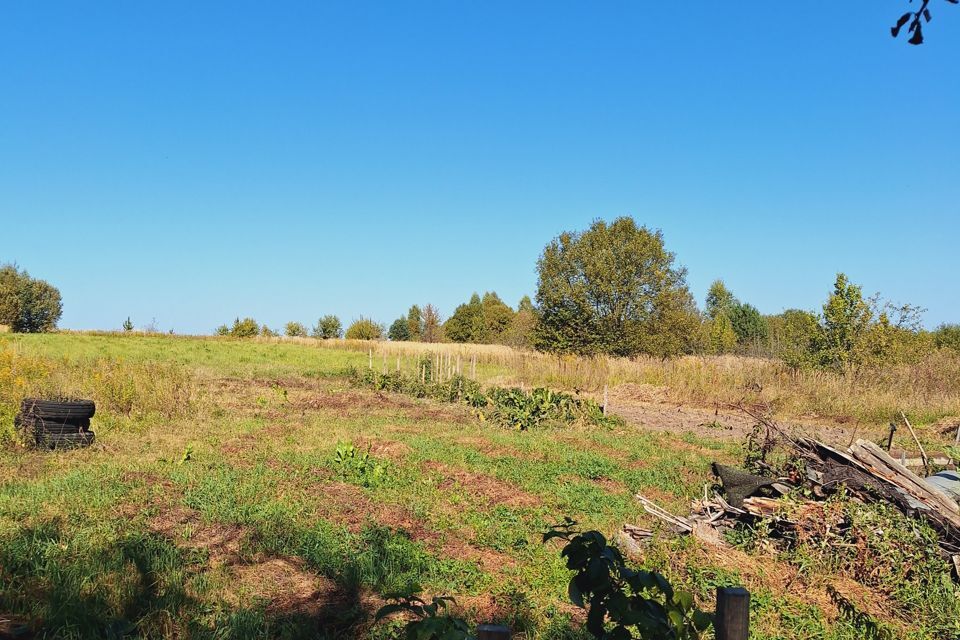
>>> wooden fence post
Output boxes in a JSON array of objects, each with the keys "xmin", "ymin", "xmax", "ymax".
[
  {"xmin": 477, "ymin": 624, "xmax": 511, "ymax": 640},
  {"xmin": 715, "ymin": 587, "xmax": 750, "ymax": 640}
]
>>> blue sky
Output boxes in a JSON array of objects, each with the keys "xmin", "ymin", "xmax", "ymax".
[{"xmin": 1, "ymin": 2, "xmax": 958, "ymax": 334}]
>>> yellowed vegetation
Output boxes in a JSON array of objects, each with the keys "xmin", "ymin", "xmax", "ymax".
[{"xmin": 294, "ymin": 337, "xmax": 960, "ymax": 426}]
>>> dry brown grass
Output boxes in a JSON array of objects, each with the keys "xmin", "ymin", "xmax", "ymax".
[{"xmin": 295, "ymin": 338, "xmax": 960, "ymax": 426}]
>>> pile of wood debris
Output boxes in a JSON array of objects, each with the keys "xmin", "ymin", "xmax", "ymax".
[{"xmin": 620, "ymin": 414, "xmax": 960, "ymax": 570}]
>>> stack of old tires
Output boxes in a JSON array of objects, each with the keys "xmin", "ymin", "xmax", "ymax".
[{"xmin": 15, "ymin": 398, "xmax": 96, "ymax": 449}]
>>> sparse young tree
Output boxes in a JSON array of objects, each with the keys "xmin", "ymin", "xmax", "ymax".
[
  {"xmin": 259, "ymin": 324, "xmax": 276, "ymax": 337},
  {"xmin": 345, "ymin": 317, "xmax": 384, "ymax": 340},
  {"xmin": 705, "ymin": 280, "xmax": 736, "ymax": 320},
  {"xmin": 707, "ymin": 314, "xmax": 737, "ymax": 354},
  {"xmin": 817, "ymin": 273, "xmax": 873, "ymax": 370},
  {"xmin": 421, "ymin": 304, "xmax": 443, "ymax": 343},
  {"xmin": 215, "ymin": 324, "xmax": 230, "ymax": 336},
  {"xmin": 123, "ymin": 317, "xmax": 134, "ymax": 332},
  {"xmin": 0, "ymin": 264, "xmax": 63, "ymax": 333},
  {"xmin": 406, "ymin": 305, "xmax": 424, "ymax": 341},
  {"xmin": 285, "ymin": 321, "xmax": 308, "ymax": 337},
  {"xmin": 534, "ymin": 218, "xmax": 698, "ymax": 357},
  {"xmin": 388, "ymin": 317, "xmax": 411, "ymax": 341},
  {"xmin": 313, "ymin": 315, "xmax": 343, "ymax": 339}
]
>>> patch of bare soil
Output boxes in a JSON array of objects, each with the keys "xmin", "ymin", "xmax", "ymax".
[
  {"xmin": 422, "ymin": 461, "xmax": 540, "ymax": 508},
  {"xmin": 148, "ymin": 506, "xmax": 246, "ymax": 566},
  {"xmin": 592, "ymin": 477, "xmax": 628, "ymax": 494},
  {"xmin": 451, "ymin": 436, "xmax": 527, "ymax": 459},
  {"xmin": 314, "ymin": 481, "xmax": 514, "ymax": 574},
  {"xmin": 609, "ymin": 387, "xmax": 863, "ymax": 446},
  {"xmin": 352, "ymin": 437, "xmax": 412, "ymax": 461},
  {"xmin": 230, "ymin": 557, "xmax": 341, "ymax": 615}
]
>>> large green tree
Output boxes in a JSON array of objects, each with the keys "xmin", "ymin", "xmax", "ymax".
[
  {"xmin": 533, "ymin": 218, "xmax": 698, "ymax": 358},
  {"xmin": 388, "ymin": 317, "xmax": 411, "ymax": 341},
  {"xmin": 445, "ymin": 293, "xmax": 486, "ymax": 343},
  {"xmin": 0, "ymin": 264, "xmax": 63, "ymax": 333}
]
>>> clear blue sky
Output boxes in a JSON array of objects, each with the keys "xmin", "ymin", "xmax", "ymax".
[{"xmin": 2, "ymin": 2, "xmax": 958, "ymax": 334}]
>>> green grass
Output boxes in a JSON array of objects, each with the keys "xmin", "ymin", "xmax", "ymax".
[{"xmin": 0, "ymin": 333, "xmax": 953, "ymax": 639}]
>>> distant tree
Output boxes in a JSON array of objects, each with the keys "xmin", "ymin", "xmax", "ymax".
[
  {"xmin": 122, "ymin": 317, "xmax": 134, "ymax": 332},
  {"xmin": 934, "ymin": 324, "xmax": 960, "ymax": 353},
  {"xmin": 0, "ymin": 265, "xmax": 63, "ymax": 333},
  {"xmin": 445, "ymin": 293, "xmax": 486, "ymax": 343},
  {"xmin": 388, "ymin": 317, "xmax": 411, "ymax": 341},
  {"xmin": 259, "ymin": 324, "xmax": 276, "ymax": 337},
  {"xmin": 728, "ymin": 302, "xmax": 768, "ymax": 344},
  {"xmin": 215, "ymin": 324, "xmax": 230, "ymax": 336},
  {"xmin": 481, "ymin": 292, "xmax": 515, "ymax": 342},
  {"xmin": 705, "ymin": 280, "xmax": 736, "ymax": 320},
  {"xmin": 421, "ymin": 304, "xmax": 444, "ymax": 343},
  {"xmin": 518, "ymin": 295, "xmax": 535, "ymax": 314},
  {"xmin": 706, "ymin": 314, "xmax": 737, "ymax": 354},
  {"xmin": 313, "ymin": 315, "xmax": 343, "ymax": 339},
  {"xmin": 285, "ymin": 321, "xmax": 308, "ymax": 337},
  {"xmin": 406, "ymin": 305, "xmax": 424, "ymax": 341},
  {"xmin": 768, "ymin": 309, "xmax": 821, "ymax": 369},
  {"xmin": 502, "ymin": 296, "xmax": 537, "ymax": 349},
  {"xmin": 345, "ymin": 317, "xmax": 384, "ymax": 340},
  {"xmin": 230, "ymin": 317, "xmax": 260, "ymax": 338},
  {"xmin": 534, "ymin": 218, "xmax": 698, "ymax": 357},
  {"xmin": 817, "ymin": 273, "xmax": 873, "ymax": 369}
]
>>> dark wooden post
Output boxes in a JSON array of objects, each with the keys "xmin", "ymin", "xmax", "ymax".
[
  {"xmin": 477, "ymin": 624, "xmax": 511, "ymax": 640},
  {"xmin": 715, "ymin": 587, "xmax": 750, "ymax": 640}
]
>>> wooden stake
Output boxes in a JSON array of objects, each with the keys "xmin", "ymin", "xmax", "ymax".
[
  {"xmin": 715, "ymin": 587, "xmax": 750, "ymax": 640},
  {"xmin": 368, "ymin": 349, "xmax": 372, "ymax": 369},
  {"xmin": 603, "ymin": 385, "xmax": 608, "ymax": 415},
  {"xmin": 901, "ymin": 411, "xmax": 930, "ymax": 475}
]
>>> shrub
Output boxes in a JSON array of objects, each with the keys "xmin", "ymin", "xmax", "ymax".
[
  {"xmin": 0, "ymin": 264, "xmax": 62, "ymax": 333},
  {"xmin": 313, "ymin": 315, "xmax": 342, "ymax": 339},
  {"xmin": 122, "ymin": 317, "xmax": 134, "ymax": 332},
  {"xmin": 285, "ymin": 321, "xmax": 308, "ymax": 338},
  {"xmin": 259, "ymin": 325, "xmax": 276, "ymax": 338},
  {"xmin": 215, "ymin": 324, "xmax": 230, "ymax": 336},
  {"xmin": 544, "ymin": 519, "xmax": 712, "ymax": 639},
  {"xmin": 228, "ymin": 317, "xmax": 260, "ymax": 338},
  {"xmin": 934, "ymin": 324, "xmax": 960, "ymax": 353},
  {"xmin": 768, "ymin": 309, "xmax": 821, "ymax": 368},
  {"xmin": 345, "ymin": 318, "xmax": 383, "ymax": 340}
]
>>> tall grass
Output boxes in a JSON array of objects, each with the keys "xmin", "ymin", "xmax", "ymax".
[
  {"xmin": 0, "ymin": 342, "xmax": 200, "ymax": 442},
  {"xmin": 310, "ymin": 339, "xmax": 960, "ymax": 425}
]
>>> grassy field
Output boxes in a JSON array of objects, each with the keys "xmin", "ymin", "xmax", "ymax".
[{"xmin": 0, "ymin": 334, "xmax": 956, "ymax": 639}]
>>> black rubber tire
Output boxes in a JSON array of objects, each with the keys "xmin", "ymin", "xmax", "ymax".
[
  {"xmin": 21, "ymin": 398, "xmax": 96, "ymax": 420},
  {"xmin": 14, "ymin": 414, "xmax": 89, "ymax": 434},
  {"xmin": 37, "ymin": 430, "xmax": 95, "ymax": 450}
]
